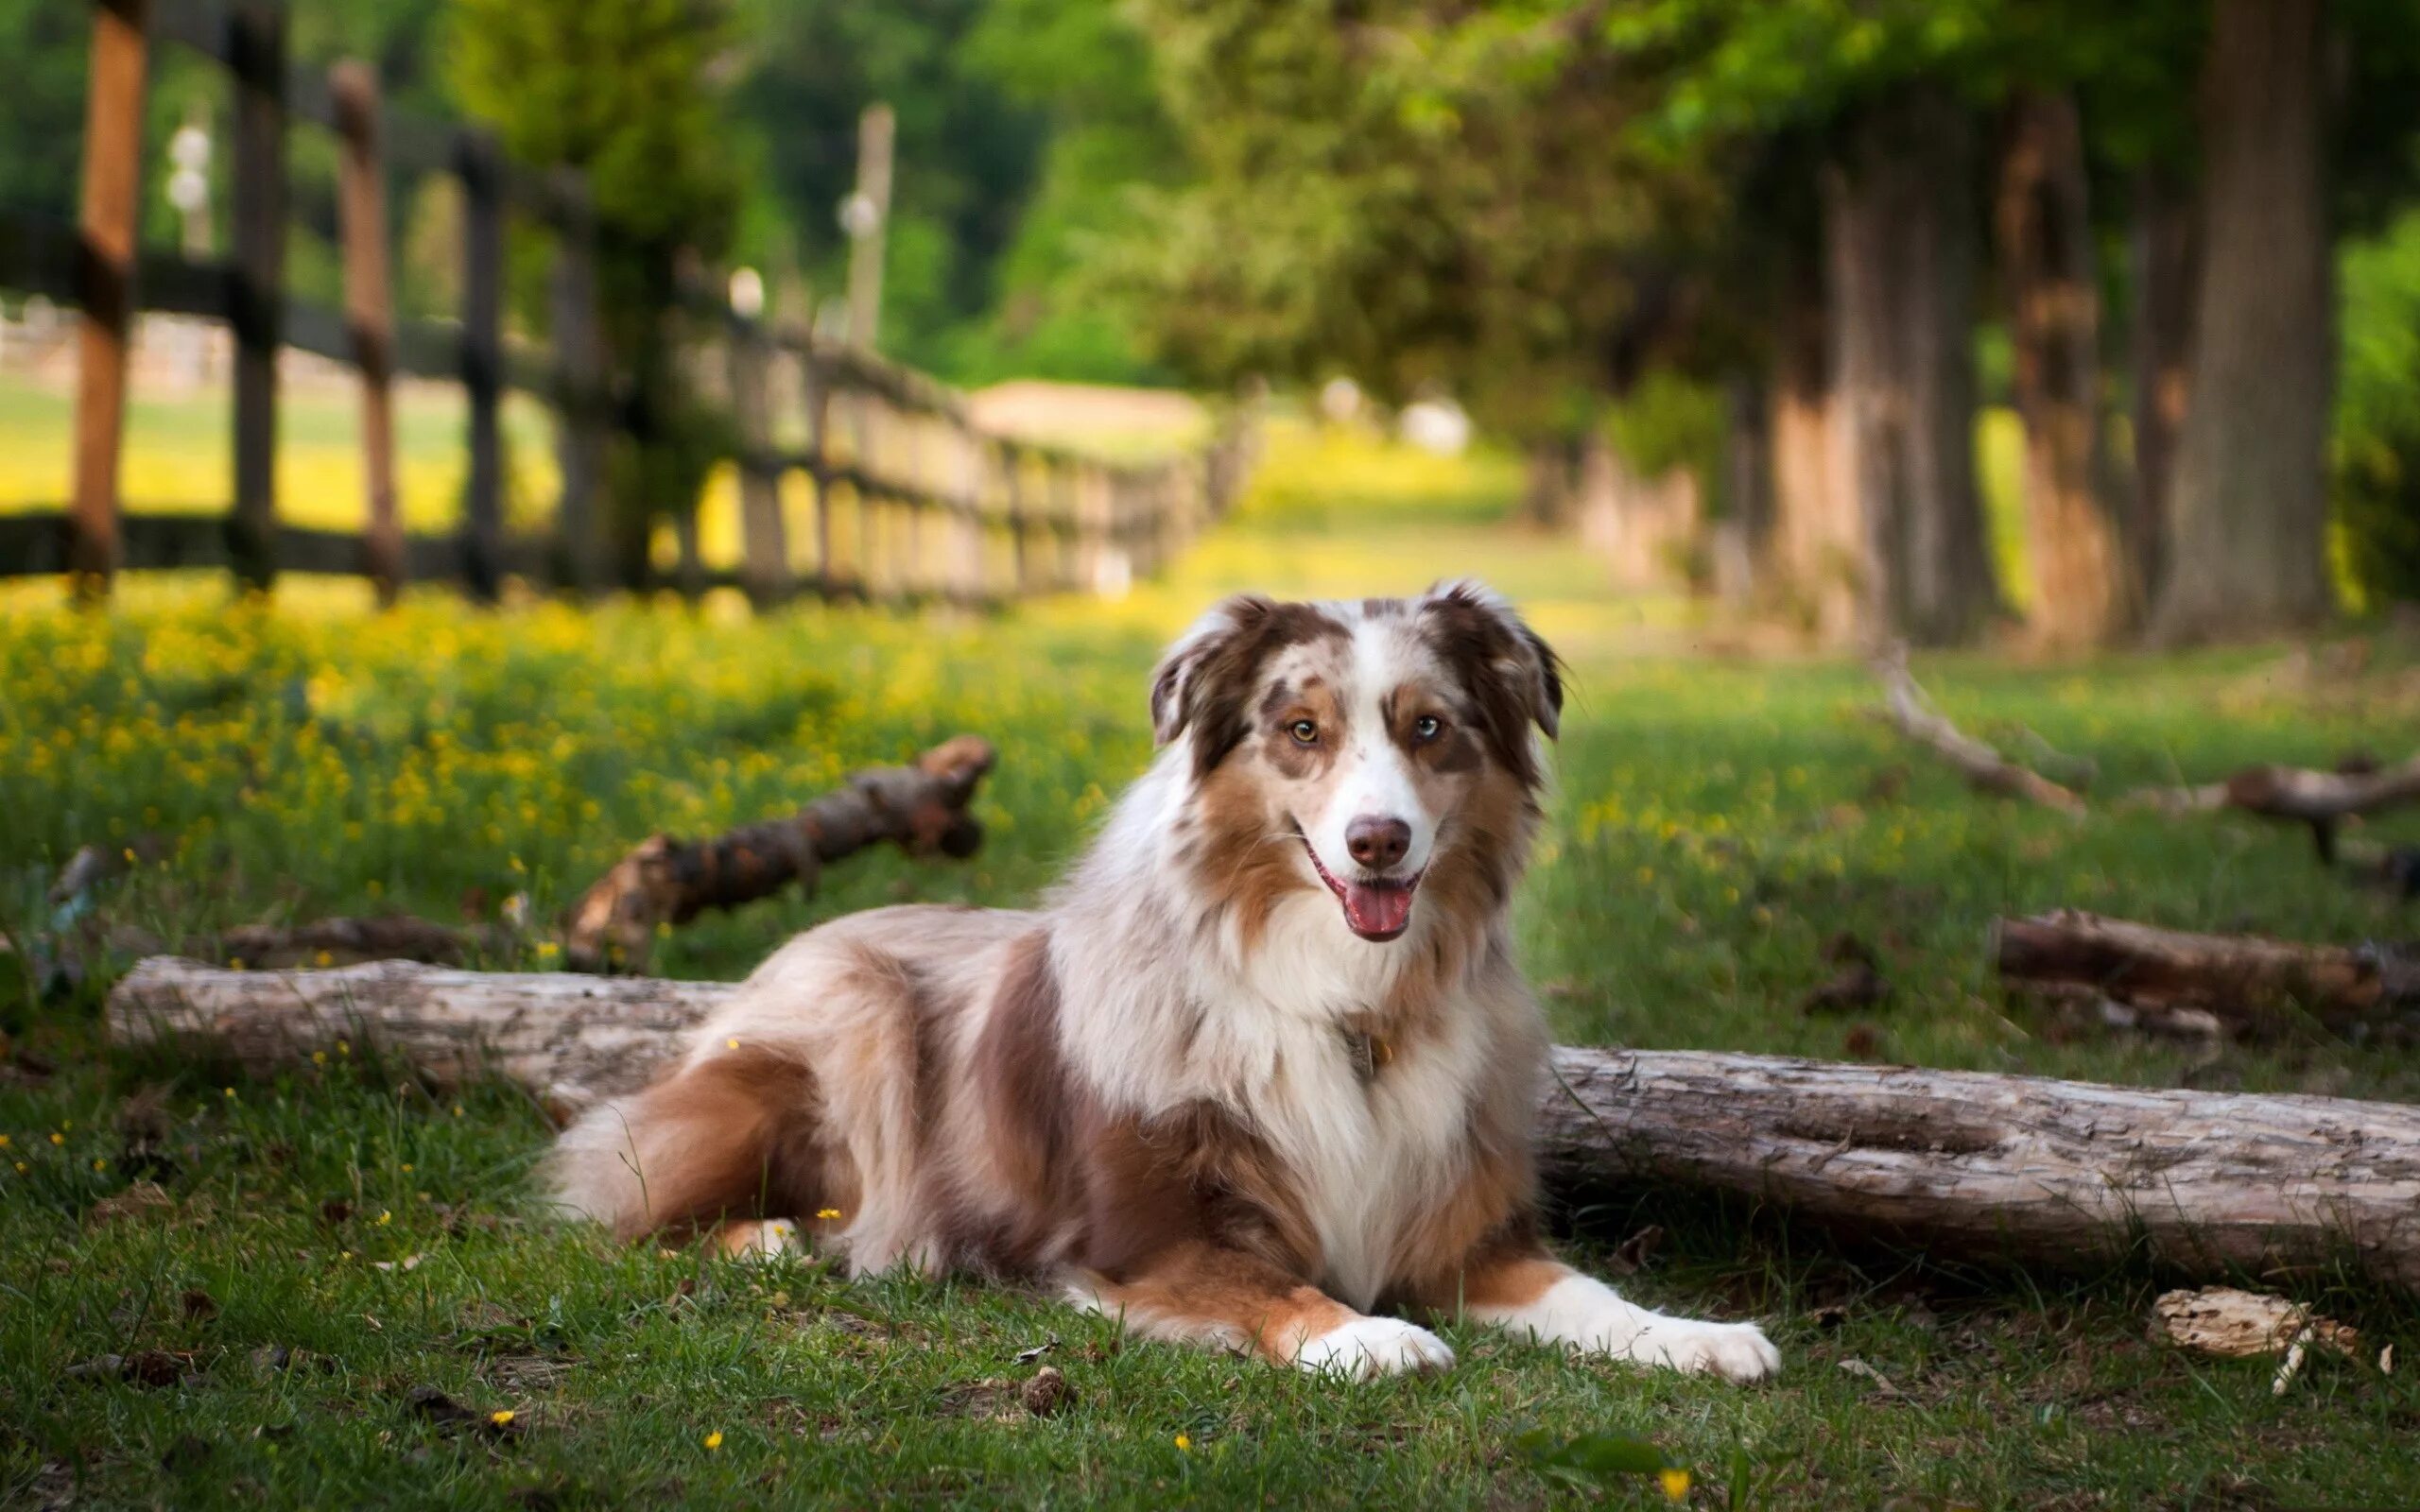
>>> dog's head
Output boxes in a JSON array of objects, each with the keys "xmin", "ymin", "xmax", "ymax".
[{"xmin": 1150, "ymin": 580, "xmax": 1562, "ymax": 943}]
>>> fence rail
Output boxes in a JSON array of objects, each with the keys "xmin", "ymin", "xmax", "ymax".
[{"xmin": 2, "ymin": 0, "xmax": 1251, "ymax": 606}]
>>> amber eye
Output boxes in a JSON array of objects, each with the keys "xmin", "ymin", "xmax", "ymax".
[
  {"xmin": 1412, "ymin": 714, "xmax": 1443, "ymax": 742},
  {"xmin": 1288, "ymin": 718, "xmax": 1320, "ymax": 745}
]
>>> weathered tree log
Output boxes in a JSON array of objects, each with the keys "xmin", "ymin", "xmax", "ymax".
[
  {"xmin": 1994, "ymin": 910, "xmax": 2420, "ymax": 1041},
  {"xmin": 1870, "ymin": 645, "xmax": 2086, "ymax": 813},
  {"xmin": 108, "ymin": 956, "xmax": 2420, "ymax": 1289},
  {"xmin": 562, "ymin": 735, "xmax": 995, "ymax": 973},
  {"xmin": 110, "ymin": 956, "xmax": 731, "ymax": 1115},
  {"xmin": 1535, "ymin": 1045, "xmax": 2420, "ymax": 1289}
]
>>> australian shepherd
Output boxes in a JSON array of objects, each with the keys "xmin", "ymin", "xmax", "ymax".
[{"xmin": 546, "ymin": 581, "xmax": 1779, "ymax": 1383}]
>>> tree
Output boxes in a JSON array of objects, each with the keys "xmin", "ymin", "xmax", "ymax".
[
  {"xmin": 2148, "ymin": 0, "xmax": 2335, "ymax": 643},
  {"xmin": 1995, "ymin": 88, "xmax": 2126, "ymax": 645},
  {"xmin": 448, "ymin": 0, "xmax": 742, "ymax": 588}
]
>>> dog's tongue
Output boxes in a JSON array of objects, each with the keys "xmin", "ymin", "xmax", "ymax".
[{"xmin": 1343, "ymin": 881, "xmax": 1414, "ymax": 938}]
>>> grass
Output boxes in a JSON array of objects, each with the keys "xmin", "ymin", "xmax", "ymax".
[{"xmin": 6, "ymin": 420, "xmax": 2420, "ymax": 1509}]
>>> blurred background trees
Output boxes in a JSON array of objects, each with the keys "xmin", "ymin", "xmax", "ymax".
[{"xmin": 10, "ymin": 0, "xmax": 2420, "ymax": 638}]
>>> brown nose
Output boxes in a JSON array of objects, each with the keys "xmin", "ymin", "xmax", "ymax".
[{"xmin": 1345, "ymin": 815, "xmax": 1411, "ymax": 870}]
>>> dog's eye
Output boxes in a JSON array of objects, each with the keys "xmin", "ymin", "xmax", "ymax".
[
  {"xmin": 1412, "ymin": 715, "xmax": 1443, "ymax": 742},
  {"xmin": 1288, "ymin": 719, "xmax": 1320, "ymax": 745}
]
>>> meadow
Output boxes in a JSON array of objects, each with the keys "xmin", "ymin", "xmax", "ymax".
[{"xmin": 5, "ymin": 421, "xmax": 2420, "ymax": 1509}]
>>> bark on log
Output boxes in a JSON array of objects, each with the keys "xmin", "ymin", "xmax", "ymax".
[
  {"xmin": 1535, "ymin": 1045, "xmax": 2420, "ymax": 1289},
  {"xmin": 562, "ymin": 735, "xmax": 994, "ymax": 973},
  {"xmin": 107, "ymin": 956, "xmax": 2420, "ymax": 1289},
  {"xmin": 1994, "ymin": 910, "xmax": 2420, "ymax": 1041}
]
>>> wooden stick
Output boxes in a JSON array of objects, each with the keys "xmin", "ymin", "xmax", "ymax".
[
  {"xmin": 1994, "ymin": 909, "xmax": 2420, "ymax": 1040},
  {"xmin": 562, "ymin": 735, "xmax": 995, "ymax": 972},
  {"xmin": 1870, "ymin": 644, "xmax": 2087, "ymax": 814},
  {"xmin": 71, "ymin": 0, "xmax": 149, "ymax": 601},
  {"xmin": 104, "ymin": 958, "xmax": 2420, "ymax": 1289},
  {"xmin": 331, "ymin": 62, "xmax": 402, "ymax": 605}
]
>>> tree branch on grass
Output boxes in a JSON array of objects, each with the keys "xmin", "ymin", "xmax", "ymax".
[
  {"xmin": 561, "ymin": 735, "xmax": 994, "ymax": 973},
  {"xmin": 106, "ymin": 956, "xmax": 2420, "ymax": 1290},
  {"xmin": 1994, "ymin": 909, "xmax": 2420, "ymax": 1042},
  {"xmin": 1869, "ymin": 644, "xmax": 2087, "ymax": 814}
]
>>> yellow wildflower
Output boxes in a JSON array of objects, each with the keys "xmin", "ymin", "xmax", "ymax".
[
  {"xmin": 704, "ymin": 1431, "xmax": 724, "ymax": 1451},
  {"xmin": 490, "ymin": 1410, "xmax": 515, "ymax": 1427},
  {"xmin": 815, "ymin": 1208, "xmax": 842, "ymax": 1221},
  {"xmin": 1173, "ymin": 1434, "xmax": 1192, "ymax": 1452},
  {"xmin": 1659, "ymin": 1469, "xmax": 1690, "ymax": 1503}
]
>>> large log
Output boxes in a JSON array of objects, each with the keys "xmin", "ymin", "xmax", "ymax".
[{"xmin": 108, "ymin": 957, "xmax": 2420, "ymax": 1288}]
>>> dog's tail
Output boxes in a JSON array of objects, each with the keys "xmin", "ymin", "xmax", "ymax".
[{"xmin": 540, "ymin": 1046, "xmax": 824, "ymax": 1239}]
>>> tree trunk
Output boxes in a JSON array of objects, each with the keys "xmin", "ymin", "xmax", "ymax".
[
  {"xmin": 1520, "ymin": 438, "xmax": 1578, "ymax": 528},
  {"xmin": 1720, "ymin": 371, "xmax": 1772, "ymax": 607},
  {"xmin": 106, "ymin": 956, "xmax": 2420, "ymax": 1289},
  {"xmin": 2125, "ymin": 168, "xmax": 2197, "ymax": 617},
  {"xmin": 1825, "ymin": 90, "xmax": 2004, "ymax": 645},
  {"xmin": 1766, "ymin": 254, "xmax": 1863, "ymax": 641},
  {"xmin": 1996, "ymin": 89, "xmax": 2128, "ymax": 647},
  {"xmin": 2149, "ymin": 0, "xmax": 2335, "ymax": 644}
]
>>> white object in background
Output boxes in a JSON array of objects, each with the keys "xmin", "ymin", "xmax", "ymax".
[
  {"xmin": 1319, "ymin": 376, "xmax": 1364, "ymax": 426},
  {"xmin": 1398, "ymin": 398, "xmax": 1471, "ymax": 456},
  {"xmin": 729, "ymin": 266, "xmax": 766, "ymax": 319}
]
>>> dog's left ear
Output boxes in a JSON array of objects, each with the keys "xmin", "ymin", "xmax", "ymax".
[
  {"xmin": 1423, "ymin": 578, "xmax": 1564, "ymax": 741},
  {"xmin": 1150, "ymin": 593, "xmax": 1277, "ymax": 747}
]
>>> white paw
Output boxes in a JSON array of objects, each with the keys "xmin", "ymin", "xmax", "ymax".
[
  {"xmin": 1624, "ymin": 1318, "xmax": 1781, "ymax": 1383},
  {"xmin": 715, "ymin": 1218, "xmax": 802, "ymax": 1260},
  {"xmin": 1295, "ymin": 1315, "xmax": 1457, "ymax": 1380}
]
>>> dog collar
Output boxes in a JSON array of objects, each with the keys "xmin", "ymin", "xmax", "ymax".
[{"xmin": 1342, "ymin": 1028, "xmax": 1394, "ymax": 1086}]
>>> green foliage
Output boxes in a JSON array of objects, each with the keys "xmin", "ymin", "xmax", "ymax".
[
  {"xmin": 726, "ymin": 0, "xmax": 1047, "ymax": 368},
  {"xmin": 2335, "ymin": 207, "xmax": 2420, "ymax": 609},
  {"xmin": 445, "ymin": 0, "xmax": 739, "ymax": 259},
  {"xmin": 446, "ymin": 0, "xmax": 744, "ymax": 576},
  {"xmin": 0, "ymin": 0, "xmax": 88, "ymax": 221},
  {"xmin": 1115, "ymin": 0, "xmax": 1718, "ymax": 436}
]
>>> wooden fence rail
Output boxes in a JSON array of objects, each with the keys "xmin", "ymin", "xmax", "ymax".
[{"xmin": 0, "ymin": 0, "xmax": 1252, "ymax": 606}]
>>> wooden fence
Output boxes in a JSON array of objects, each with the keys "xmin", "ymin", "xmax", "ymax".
[{"xmin": 0, "ymin": 0, "xmax": 1252, "ymax": 607}]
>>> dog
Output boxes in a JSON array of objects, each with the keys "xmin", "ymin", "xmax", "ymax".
[{"xmin": 546, "ymin": 581, "xmax": 1779, "ymax": 1383}]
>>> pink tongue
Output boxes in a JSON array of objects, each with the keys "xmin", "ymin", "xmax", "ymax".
[{"xmin": 1343, "ymin": 883, "xmax": 1414, "ymax": 936}]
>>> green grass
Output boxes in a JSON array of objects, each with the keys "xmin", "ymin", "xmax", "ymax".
[{"xmin": 6, "ymin": 421, "xmax": 2420, "ymax": 1509}]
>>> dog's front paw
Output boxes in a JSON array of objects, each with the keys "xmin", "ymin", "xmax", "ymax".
[
  {"xmin": 1630, "ymin": 1318, "xmax": 1781, "ymax": 1383},
  {"xmin": 1295, "ymin": 1315, "xmax": 1457, "ymax": 1380}
]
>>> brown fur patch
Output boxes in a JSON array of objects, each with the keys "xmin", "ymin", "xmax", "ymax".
[
  {"xmin": 1156, "ymin": 597, "xmax": 1347, "ymax": 777},
  {"xmin": 1191, "ymin": 756, "xmax": 1316, "ymax": 948},
  {"xmin": 967, "ymin": 930, "xmax": 1080, "ymax": 1266},
  {"xmin": 1079, "ymin": 1240, "xmax": 1355, "ymax": 1362},
  {"xmin": 1078, "ymin": 1100, "xmax": 1318, "ymax": 1282},
  {"xmin": 1418, "ymin": 589, "xmax": 1564, "ymax": 787},
  {"xmin": 605, "ymin": 1049, "xmax": 840, "ymax": 1241}
]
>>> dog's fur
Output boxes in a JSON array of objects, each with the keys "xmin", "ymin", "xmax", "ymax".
[{"xmin": 545, "ymin": 581, "xmax": 1778, "ymax": 1382}]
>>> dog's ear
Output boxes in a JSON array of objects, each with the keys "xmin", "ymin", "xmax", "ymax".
[
  {"xmin": 1150, "ymin": 594, "xmax": 1277, "ymax": 748},
  {"xmin": 1420, "ymin": 579, "xmax": 1564, "ymax": 778}
]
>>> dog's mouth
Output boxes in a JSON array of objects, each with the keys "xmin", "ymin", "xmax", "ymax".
[{"xmin": 1299, "ymin": 831, "xmax": 1423, "ymax": 942}]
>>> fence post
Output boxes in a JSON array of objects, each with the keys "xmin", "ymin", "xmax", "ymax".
[
  {"xmin": 70, "ymin": 0, "xmax": 150, "ymax": 600},
  {"xmin": 728, "ymin": 308, "xmax": 787, "ymax": 608},
  {"xmin": 1000, "ymin": 441, "xmax": 1028, "ymax": 597},
  {"xmin": 330, "ymin": 61, "xmax": 401, "ymax": 605},
  {"xmin": 550, "ymin": 171, "xmax": 606, "ymax": 595},
  {"xmin": 457, "ymin": 129, "xmax": 505, "ymax": 603},
  {"xmin": 803, "ymin": 350, "xmax": 835, "ymax": 596},
  {"xmin": 228, "ymin": 0, "xmax": 285, "ymax": 593}
]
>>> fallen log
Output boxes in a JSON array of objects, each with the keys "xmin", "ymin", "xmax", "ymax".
[
  {"xmin": 1994, "ymin": 910, "xmax": 2420, "ymax": 1041},
  {"xmin": 562, "ymin": 735, "xmax": 995, "ymax": 973},
  {"xmin": 108, "ymin": 956, "xmax": 2420, "ymax": 1289}
]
